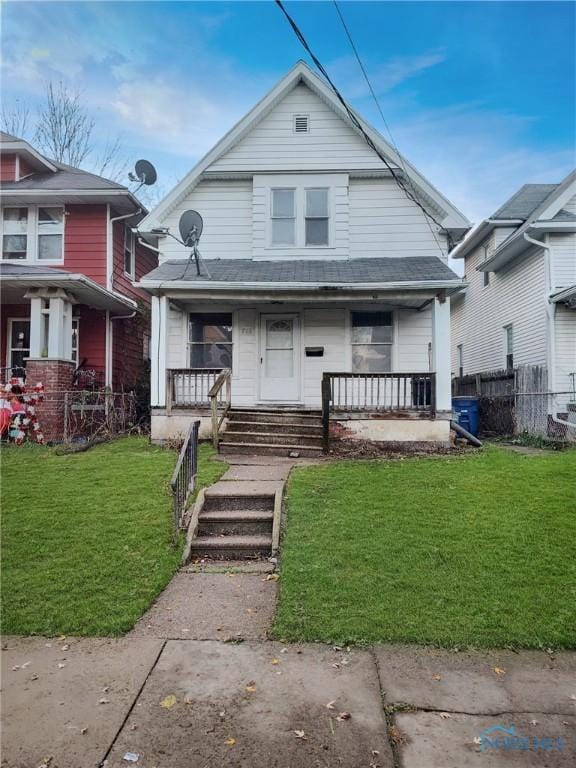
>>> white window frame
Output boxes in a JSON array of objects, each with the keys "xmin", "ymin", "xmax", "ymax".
[
  {"xmin": 270, "ymin": 188, "xmax": 296, "ymax": 247},
  {"xmin": 351, "ymin": 310, "xmax": 394, "ymax": 374},
  {"xmin": 266, "ymin": 180, "xmax": 334, "ymax": 250},
  {"xmin": 187, "ymin": 312, "xmax": 233, "ymax": 370},
  {"xmin": 6, "ymin": 318, "xmax": 30, "ymax": 369},
  {"xmin": 1, "ymin": 205, "xmax": 65, "ymax": 264},
  {"xmin": 71, "ymin": 318, "xmax": 80, "ymax": 366},
  {"xmin": 124, "ymin": 225, "xmax": 135, "ymax": 279}
]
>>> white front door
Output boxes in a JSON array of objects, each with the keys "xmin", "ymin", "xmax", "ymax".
[{"xmin": 260, "ymin": 313, "xmax": 301, "ymax": 401}]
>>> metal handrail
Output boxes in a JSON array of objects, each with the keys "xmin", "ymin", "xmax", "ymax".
[
  {"xmin": 170, "ymin": 419, "xmax": 200, "ymax": 544},
  {"xmin": 209, "ymin": 369, "xmax": 232, "ymax": 449}
]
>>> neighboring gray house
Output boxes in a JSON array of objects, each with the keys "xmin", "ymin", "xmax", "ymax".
[
  {"xmin": 136, "ymin": 61, "xmax": 471, "ymax": 452},
  {"xmin": 451, "ymin": 170, "xmax": 576, "ymax": 414}
]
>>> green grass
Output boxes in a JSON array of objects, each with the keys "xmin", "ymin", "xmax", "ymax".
[
  {"xmin": 1, "ymin": 437, "xmax": 227, "ymax": 636},
  {"xmin": 274, "ymin": 446, "xmax": 576, "ymax": 649}
]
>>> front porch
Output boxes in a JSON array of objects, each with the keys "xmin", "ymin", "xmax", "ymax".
[{"xmin": 149, "ymin": 294, "xmax": 453, "ymax": 451}]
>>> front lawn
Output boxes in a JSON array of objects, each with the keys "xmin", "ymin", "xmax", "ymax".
[
  {"xmin": 1, "ymin": 437, "xmax": 227, "ymax": 636},
  {"xmin": 274, "ymin": 446, "xmax": 576, "ymax": 648}
]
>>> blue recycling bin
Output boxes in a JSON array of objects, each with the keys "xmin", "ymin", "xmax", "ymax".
[{"xmin": 452, "ymin": 396, "xmax": 480, "ymax": 437}]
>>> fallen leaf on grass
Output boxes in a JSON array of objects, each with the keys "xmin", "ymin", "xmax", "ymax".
[
  {"xmin": 160, "ymin": 694, "xmax": 177, "ymax": 709},
  {"xmin": 224, "ymin": 738, "xmax": 236, "ymax": 746},
  {"xmin": 336, "ymin": 712, "xmax": 351, "ymax": 722},
  {"xmin": 493, "ymin": 667, "xmax": 506, "ymax": 676},
  {"xmin": 293, "ymin": 730, "xmax": 307, "ymax": 740}
]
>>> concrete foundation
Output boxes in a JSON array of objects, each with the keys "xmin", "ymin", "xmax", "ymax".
[
  {"xmin": 151, "ymin": 408, "xmax": 212, "ymax": 442},
  {"xmin": 335, "ymin": 416, "xmax": 451, "ymax": 443}
]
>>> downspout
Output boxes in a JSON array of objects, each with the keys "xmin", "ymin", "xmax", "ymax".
[{"xmin": 523, "ymin": 231, "xmax": 573, "ymax": 429}]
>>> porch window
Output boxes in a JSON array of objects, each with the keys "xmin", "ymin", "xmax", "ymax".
[
  {"xmin": 305, "ymin": 189, "xmax": 329, "ymax": 246},
  {"xmin": 504, "ymin": 324, "xmax": 514, "ymax": 369},
  {"xmin": 124, "ymin": 225, "xmax": 135, "ymax": 278},
  {"xmin": 188, "ymin": 313, "xmax": 233, "ymax": 369},
  {"xmin": 271, "ymin": 189, "xmax": 296, "ymax": 245},
  {"xmin": 37, "ymin": 207, "xmax": 64, "ymax": 260},
  {"xmin": 351, "ymin": 311, "xmax": 393, "ymax": 373},
  {"xmin": 71, "ymin": 318, "xmax": 79, "ymax": 366},
  {"xmin": 7, "ymin": 319, "xmax": 30, "ymax": 369},
  {"xmin": 2, "ymin": 208, "xmax": 28, "ymax": 259}
]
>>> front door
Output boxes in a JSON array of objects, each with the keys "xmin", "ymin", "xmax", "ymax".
[{"xmin": 259, "ymin": 313, "xmax": 301, "ymax": 402}]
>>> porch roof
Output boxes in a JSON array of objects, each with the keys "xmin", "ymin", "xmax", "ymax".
[
  {"xmin": 139, "ymin": 256, "xmax": 464, "ymax": 295},
  {"xmin": 0, "ymin": 263, "xmax": 137, "ymax": 313}
]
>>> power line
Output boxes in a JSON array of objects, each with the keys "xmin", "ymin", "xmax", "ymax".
[
  {"xmin": 275, "ymin": 0, "xmax": 450, "ymax": 254},
  {"xmin": 332, "ymin": 0, "xmax": 447, "ymax": 255}
]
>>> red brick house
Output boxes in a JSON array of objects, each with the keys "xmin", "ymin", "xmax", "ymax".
[{"xmin": 0, "ymin": 131, "xmax": 157, "ymax": 435}]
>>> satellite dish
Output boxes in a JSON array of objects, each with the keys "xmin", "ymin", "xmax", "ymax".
[
  {"xmin": 179, "ymin": 210, "xmax": 203, "ymax": 247},
  {"xmin": 128, "ymin": 159, "xmax": 157, "ymax": 186}
]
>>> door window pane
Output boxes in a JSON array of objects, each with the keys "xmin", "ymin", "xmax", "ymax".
[
  {"xmin": 9, "ymin": 320, "xmax": 30, "ymax": 368},
  {"xmin": 266, "ymin": 349, "xmax": 293, "ymax": 377}
]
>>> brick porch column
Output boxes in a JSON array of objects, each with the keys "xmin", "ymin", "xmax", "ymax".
[{"xmin": 25, "ymin": 358, "xmax": 75, "ymax": 442}]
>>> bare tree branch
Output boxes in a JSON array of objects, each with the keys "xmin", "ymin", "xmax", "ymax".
[
  {"xmin": 34, "ymin": 81, "xmax": 95, "ymax": 166},
  {"xmin": 95, "ymin": 135, "xmax": 129, "ymax": 182},
  {"xmin": 1, "ymin": 100, "xmax": 31, "ymax": 139}
]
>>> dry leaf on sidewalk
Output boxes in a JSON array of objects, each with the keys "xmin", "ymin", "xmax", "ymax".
[
  {"xmin": 224, "ymin": 738, "xmax": 236, "ymax": 746},
  {"xmin": 294, "ymin": 730, "xmax": 307, "ymax": 740},
  {"xmin": 160, "ymin": 694, "xmax": 177, "ymax": 709}
]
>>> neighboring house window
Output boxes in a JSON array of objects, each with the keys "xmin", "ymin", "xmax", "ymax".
[
  {"xmin": 457, "ymin": 344, "xmax": 464, "ymax": 378},
  {"xmin": 1, "ymin": 206, "xmax": 64, "ymax": 262},
  {"xmin": 504, "ymin": 324, "xmax": 514, "ymax": 369},
  {"xmin": 271, "ymin": 189, "xmax": 296, "ymax": 246},
  {"xmin": 71, "ymin": 319, "xmax": 79, "ymax": 366},
  {"xmin": 124, "ymin": 225, "xmax": 135, "ymax": 278},
  {"xmin": 305, "ymin": 189, "xmax": 329, "ymax": 246},
  {"xmin": 351, "ymin": 311, "xmax": 393, "ymax": 373},
  {"xmin": 188, "ymin": 313, "xmax": 233, "ymax": 369},
  {"xmin": 7, "ymin": 319, "xmax": 30, "ymax": 368},
  {"xmin": 37, "ymin": 207, "xmax": 64, "ymax": 260},
  {"xmin": 2, "ymin": 208, "xmax": 28, "ymax": 259}
]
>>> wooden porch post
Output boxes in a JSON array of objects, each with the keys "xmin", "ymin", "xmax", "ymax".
[{"xmin": 432, "ymin": 296, "xmax": 452, "ymax": 412}]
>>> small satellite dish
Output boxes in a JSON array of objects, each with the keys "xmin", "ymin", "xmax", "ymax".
[
  {"xmin": 128, "ymin": 159, "xmax": 157, "ymax": 186},
  {"xmin": 179, "ymin": 210, "xmax": 203, "ymax": 247}
]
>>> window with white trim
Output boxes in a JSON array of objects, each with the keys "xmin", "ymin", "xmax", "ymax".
[
  {"xmin": 124, "ymin": 225, "xmax": 135, "ymax": 278},
  {"xmin": 188, "ymin": 313, "xmax": 233, "ymax": 369},
  {"xmin": 71, "ymin": 318, "xmax": 80, "ymax": 366},
  {"xmin": 504, "ymin": 324, "xmax": 514, "ymax": 370},
  {"xmin": 271, "ymin": 189, "xmax": 296, "ymax": 246},
  {"xmin": 7, "ymin": 319, "xmax": 30, "ymax": 368},
  {"xmin": 305, "ymin": 189, "xmax": 329, "ymax": 246},
  {"xmin": 351, "ymin": 311, "xmax": 393, "ymax": 373},
  {"xmin": 1, "ymin": 206, "xmax": 64, "ymax": 262}
]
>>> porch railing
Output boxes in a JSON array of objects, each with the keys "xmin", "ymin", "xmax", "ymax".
[
  {"xmin": 321, "ymin": 371, "xmax": 436, "ymax": 452},
  {"xmin": 209, "ymin": 369, "xmax": 232, "ymax": 448},
  {"xmin": 170, "ymin": 419, "xmax": 200, "ymax": 544},
  {"xmin": 167, "ymin": 368, "xmax": 227, "ymax": 409}
]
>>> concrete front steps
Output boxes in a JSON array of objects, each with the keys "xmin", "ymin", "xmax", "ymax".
[
  {"xmin": 186, "ymin": 487, "xmax": 279, "ymax": 561},
  {"xmin": 219, "ymin": 408, "xmax": 324, "ymax": 458}
]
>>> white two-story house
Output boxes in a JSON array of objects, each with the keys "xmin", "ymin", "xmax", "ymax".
[
  {"xmin": 451, "ymin": 171, "xmax": 576, "ymax": 417},
  {"xmin": 137, "ymin": 61, "xmax": 471, "ymax": 453}
]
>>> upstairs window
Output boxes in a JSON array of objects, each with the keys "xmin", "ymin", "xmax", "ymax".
[
  {"xmin": 271, "ymin": 189, "xmax": 296, "ymax": 246},
  {"xmin": 352, "ymin": 311, "xmax": 393, "ymax": 373},
  {"xmin": 124, "ymin": 225, "xmax": 135, "ymax": 278},
  {"xmin": 37, "ymin": 207, "xmax": 63, "ymax": 260},
  {"xmin": 2, "ymin": 208, "xmax": 28, "ymax": 259},
  {"xmin": 188, "ymin": 313, "xmax": 233, "ymax": 369},
  {"xmin": 305, "ymin": 189, "xmax": 329, "ymax": 246}
]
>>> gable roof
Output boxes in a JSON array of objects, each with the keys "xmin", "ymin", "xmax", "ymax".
[
  {"xmin": 139, "ymin": 61, "xmax": 470, "ymax": 237},
  {"xmin": 492, "ymin": 183, "xmax": 559, "ymax": 220}
]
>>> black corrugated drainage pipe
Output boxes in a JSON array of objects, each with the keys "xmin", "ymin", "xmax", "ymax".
[{"xmin": 451, "ymin": 420, "xmax": 482, "ymax": 447}]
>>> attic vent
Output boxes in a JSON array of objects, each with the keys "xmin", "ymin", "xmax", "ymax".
[{"xmin": 294, "ymin": 114, "xmax": 309, "ymax": 133}]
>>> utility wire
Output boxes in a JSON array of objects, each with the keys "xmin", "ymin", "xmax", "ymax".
[
  {"xmin": 332, "ymin": 0, "xmax": 447, "ymax": 255},
  {"xmin": 275, "ymin": 0, "xmax": 450, "ymax": 254}
]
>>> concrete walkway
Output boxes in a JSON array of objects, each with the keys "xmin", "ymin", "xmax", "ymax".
[{"xmin": 3, "ymin": 638, "xmax": 575, "ymax": 767}]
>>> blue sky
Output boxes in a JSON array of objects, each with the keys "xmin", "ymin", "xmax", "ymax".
[{"xmin": 2, "ymin": 1, "xmax": 575, "ymax": 222}]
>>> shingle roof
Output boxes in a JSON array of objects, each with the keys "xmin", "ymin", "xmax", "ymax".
[
  {"xmin": 492, "ymin": 184, "xmax": 559, "ymax": 220},
  {"xmin": 549, "ymin": 209, "xmax": 576, "ymax": 222},
  {"xmin": 141, "ymin": 256, "xmax": 460, "ymax": 284},
  {"xmin": 0, "ymin": 263, "xmax": 73, "ymax": 277},
  {"xmin": 0, "ymin": 131, "xmax": 20, "ymax": 143},
  {"xmin": 1, "ymin": 160, "xmax": 127, "ymax": 191}
]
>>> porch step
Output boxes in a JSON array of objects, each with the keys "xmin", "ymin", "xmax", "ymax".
[
  {"xmin": 198, "ymin": 509, "xmax": 273, "ymax": 536},
  {"xmin": 219, "ymin": 441, "xmax": 323, "ymax": 458},
  {"xmin": 222, "ymin": 430, "xmax": 323, "ymax": 448},
  {"xmin": 226, "ymin": 420, "xmax": 324, "ymax": 436},
  {"xmin": 202, "ymin": 493, "xmax": 275, "ymax": 512},
  {"xmin": 228, "ymin": 409, "xmax": 322, "ymax": 426},
  {"xmin": 189, "ymin": 534, "xmax": 273, "ymax": 560}
]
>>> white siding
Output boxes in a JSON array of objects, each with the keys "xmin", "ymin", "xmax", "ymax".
[
  {"xmin": 549, "ymin": 233, "xmax": 576, "ymax": 290},
  {"xmin": 158, "ymin": 179, "xmax": 252, "ymax": 263},
  {"xmin": 348, "ymin": 179, "xmax": 448, "ymax": 260},
  {"xmin": 451, "ymin": 241, "xmax": 547, "ymax": 375},
  {"xmin": 555, "ymin": 305, "xmax": 576, "ymax": 411},
  {"xmin": 563, "ymin": 193, "xmax": 576, "ymax": 215},
  {"xmin": 396, "ymin": 306, "xmax": 432, "ymax": 371},
  {"xmin": 302, "ymin": 308, "xmax": 348, "ymax": 406},
  {"xmin": 167, "ymin": 305, "xmax": 186, "ymax": 368},
  {"xmin": 210, "ymin": 83, "xmax": 384, "ymax": 173}
]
